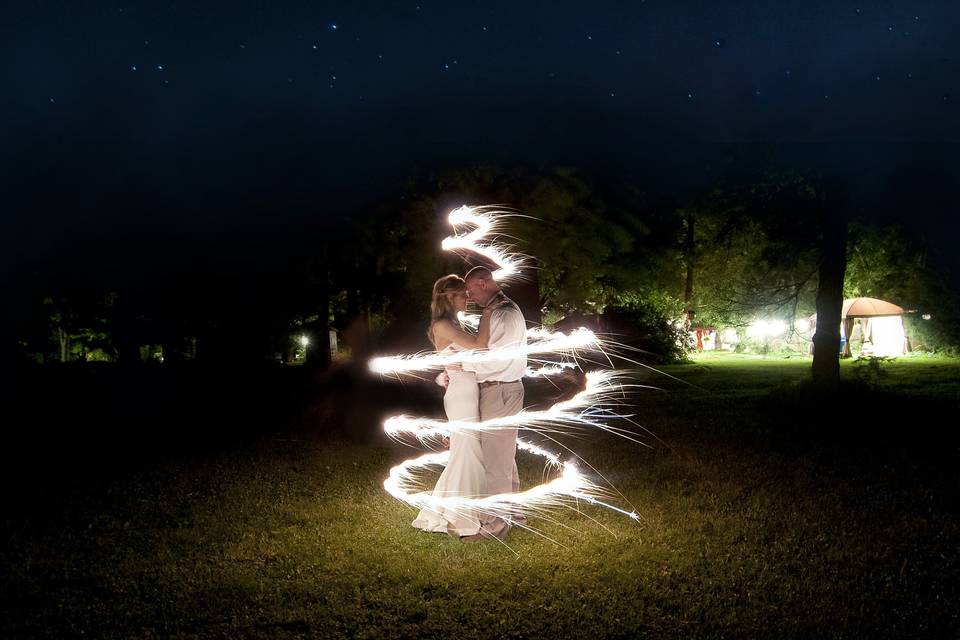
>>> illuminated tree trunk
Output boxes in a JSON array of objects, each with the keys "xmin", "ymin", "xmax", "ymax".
[
  {"xmin": 306, "ymin": 271, "xmax": 332, "ymax": 371},
  {"xmin": 811, "ymin": 217, "xmax": 848, "ymax": 385},
  {"xmin": 344, "ymin": 280, "xmax": 370, "ymax": 361},
  {"xmin": 682, "ymin": 210, "xmax": 695, "ymax": 325},
  {"xmin": 58, "ymin": 326, "xmax": 68, "ymax": 362}
]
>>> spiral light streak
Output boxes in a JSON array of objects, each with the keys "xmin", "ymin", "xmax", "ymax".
[
  {"xmin": 383, "ymin": 434, "xmax": 639, "ymax": 523},
  {"xmin": 368, "ymin": 327, "xmax": 601, "ymax": 376},
  {"xmin": 523, "ymin": 362, "xmax": 578, "ymax": 378},
  {"xmin": 384, "ymin": 370, "xmax": 631, "ymax": 444},
  {"xmin": 441, "ymin": 205, "xmax": 527, "ymax": 282},
  {"xmin": 376, "ymin": 205, "xmax": 641, "ymax": 532}
]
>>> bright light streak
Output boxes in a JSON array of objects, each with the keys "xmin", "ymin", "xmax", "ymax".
[
  {"xmin": 374, "ymin": 205, "xmax": 640, "ymax": 533},
  {"xmin": 384, "ymin": 370, "xmax": 637, "ymax": 444},
  {"xmin": 382, "ymin": 370, "xmax": 641, "ymax": 523},
  {"xmin": 299, "ymin": 335, "xmax": 310, "ymax": 347},
  {"xmin": 383, "ymin": 443, "xmax": 639, "ymax": 523},
  {"xmin": 441, "ymin": 205, "xmax": 529, "ymax": 283},
  {"xmin": 369, "ymin": 327, "xmax": 600, "ymax": 376},
  {"xmin": 524, "ymin": 362, "xmax": 578, "ymax": 378}
]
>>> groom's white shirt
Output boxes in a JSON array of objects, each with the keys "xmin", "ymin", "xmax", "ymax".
[{"xmin": 463, "ymin": 298, "xmax": 526, "ymax": 382}]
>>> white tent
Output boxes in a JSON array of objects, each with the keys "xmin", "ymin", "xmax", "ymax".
[{"xmin": 841, "ymin": 297, "xmax": 907, "ymax": 357}]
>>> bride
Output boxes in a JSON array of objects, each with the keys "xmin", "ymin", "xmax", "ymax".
[{"xmin": 411, "ymin": 274, "xmax": 499, "ymax": 537}]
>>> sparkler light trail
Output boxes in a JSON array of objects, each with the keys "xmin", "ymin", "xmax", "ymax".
[
  {"xmin": 368, "ymin": 326, "xmax": 601, "ymax": 377},
  {"xmin": 383, "ymin": 371, "xmax": 643, "ymax": 445},
  {"xmin": 441, "ymin": 205, "xmax": 529, "ymax": 283},
  {"xmin": 372, "ymin": 204, "xmax": 642, "ymax": 533}
]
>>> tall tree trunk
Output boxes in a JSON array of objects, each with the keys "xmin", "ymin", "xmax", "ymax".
[
  {"xmin": 344, "ymin": 280, "xmax": 370, "ymax": 361},
  {"xmin": 307, "ymin": 276, "xmax": 332, "ymax": 371},
  {"xmin": 811, "ymin": 216, "xmax": 848, "ymax": 385},
  {"xmin": 682, "ymin": 210, "xmax": 696, "ymax": 325},
  {"xmin": 59, "ymin": 326, "xmax": 68, "ymax": 362}
]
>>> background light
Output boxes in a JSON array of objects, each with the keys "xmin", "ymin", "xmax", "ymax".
[{"xmin": 747, "ymin": 319, "xmax": 786, "ymax": 339}]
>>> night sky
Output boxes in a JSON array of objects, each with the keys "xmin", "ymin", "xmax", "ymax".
[{"xmin": 3, "ymin": 1, "xmax": 958, "ymax": 277}]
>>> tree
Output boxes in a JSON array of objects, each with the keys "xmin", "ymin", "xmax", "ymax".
[
  {"xmin": 394, "ymin": 166, "xmax": 665, "ymax": 325},
  {"xmin": 678, "ymin": 179, "xmax": 820, "ymax": 331},
  {"xmin": 846, "ymin": 223, "xmax": 960, "ymax": 353},
  {"xmin": 677, "ymin": 173, "xmax": 847, "ymax": 383},
  {"xmin": 811, "ymin": 208, "xmax": 848, "ymax": 384}
]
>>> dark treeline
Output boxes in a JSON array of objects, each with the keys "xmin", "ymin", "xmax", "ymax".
[
  {"xmin": 3, "ymin": 159, "xmax": 959, "ymax": 382},
  {"xmin": 3, "ymin": 155, "xmax": 960, "ymax": 495}
]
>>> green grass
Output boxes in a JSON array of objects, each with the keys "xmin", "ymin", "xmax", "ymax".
[{"xmin": 2, "ymin": 357, "xmax": 959, "ymax": 638}]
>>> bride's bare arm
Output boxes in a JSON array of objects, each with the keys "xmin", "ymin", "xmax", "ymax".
[{"xmin": 433, "ymin": 306, "xmax": 497, "ymax": 350}]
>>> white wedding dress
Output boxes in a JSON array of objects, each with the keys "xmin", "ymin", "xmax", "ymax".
[{"xmin": 411, "ymin": 343, "xmax": 485, "ymax": 536}]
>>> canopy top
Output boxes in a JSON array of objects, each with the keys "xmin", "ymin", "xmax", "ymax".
[{"xmin": 842, "ymin": 297, "xmax": 904, "ymax": 318}]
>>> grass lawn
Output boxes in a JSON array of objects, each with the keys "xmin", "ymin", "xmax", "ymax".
[{"xmin": 2, "ymin": 356, "xmax": 959, "ymax": 638}]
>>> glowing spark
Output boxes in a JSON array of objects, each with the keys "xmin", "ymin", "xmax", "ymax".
[
  {"xmin": 373, "ymin": 205, "xmax": 641, "ymax": 533},
  {"xmin": 441, "ymin": 205, "xmax": 529, "ymax": 283},
  {"xmin": 383, "ymin": 442, "xmax": 639, "ymax": 523},
  {"xmin": 524, "ymin": 362, "xmax": 578, "ymax": 378},
  {"xmin": 384, "ymin": 371, "xmax": 644, "ymax": 447},
  {"xmin": 369, "ymin": 326, "xmax": 600, "ymax": 376}
]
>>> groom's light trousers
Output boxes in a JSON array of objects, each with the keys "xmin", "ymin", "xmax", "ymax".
[{"xmin": 478, "ymin": 380, "xmax": 523, "ymax": 535}]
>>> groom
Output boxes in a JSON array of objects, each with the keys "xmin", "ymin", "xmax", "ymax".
[{"xmin": 460, "ymin": 266, "xmax": 527, "ymax": 541}]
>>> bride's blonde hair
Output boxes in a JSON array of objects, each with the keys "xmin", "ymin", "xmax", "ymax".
[{"xmin": 427, "ymin": 274, "xmax": 466, "ymax": 347}]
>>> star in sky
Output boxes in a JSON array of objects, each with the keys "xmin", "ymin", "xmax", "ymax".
[{"xmin": 11, "ymin": 1, "xmax": 960, "ymax": 145}]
